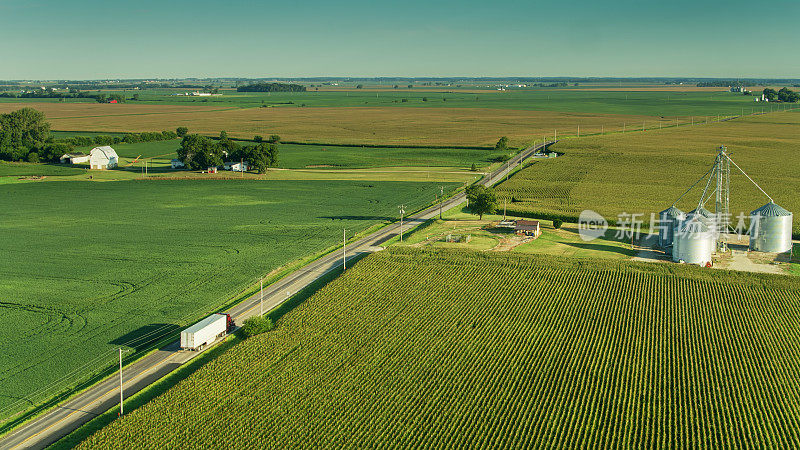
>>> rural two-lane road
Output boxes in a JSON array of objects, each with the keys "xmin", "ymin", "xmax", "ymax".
[{"xmin": 0, "ymin": 140, "xmax": 551, "ymax": 450}]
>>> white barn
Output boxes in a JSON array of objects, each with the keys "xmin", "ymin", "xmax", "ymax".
[{"xmin": 89, "ymin": 146, "xmax": 119, "ymax": 170}]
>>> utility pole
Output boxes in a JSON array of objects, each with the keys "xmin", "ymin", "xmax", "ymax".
[
  {"xmin": 577, "ymin": 124, "xmax": 580, "ymax": 137},
  {"xmin": 343, "ymin": 229, "xmax": 347, "ymax": 270},
  {"xmin": 439, "ymin": 186, "xmax": 443, "ymax": 219},
  {"xmin": 503, "ymin": 198, "xmax": 507, "ymax": 221},
  {"xmin": 398, "ymin": 205, "xmax": 406, "ymax": 242},
  {"xmin": 623, "ymin": 122, "xmax": 626, "ymax": 133},
  {"xmin": 554, "ymin": 129, "xmax": 557, "ymax": 141},
  {"xmin": 118, "ymin": 348, "xmax": 123, "ymax": 416},
  {"xmin": 241, "ymin": 158, "xmax": 244, "ymax": 178},
  {"xmin": 260, "ymin": 277, "xmax": 263, "ymax": 316}
]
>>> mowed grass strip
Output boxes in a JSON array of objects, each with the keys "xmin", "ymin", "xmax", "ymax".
[
  {"xmin": 77, "ymin": 248, "xmax": 800, "ymax": 448},
  {"xmin": 498, "ymin": 110, "xmax": 800, "ymax": 233},
  {"xmin": 0, "ymin": 179, "xmax": 455, "ymax": 421}
]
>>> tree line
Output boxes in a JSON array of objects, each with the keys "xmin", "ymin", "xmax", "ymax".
[
  {"xmin": 236, "ymin": 82, "xmax": 306, "ymax": 93},
  {"xmin": 762, "ymin": 87, "xmax": 799, "ymax": 103},
  {"xmin": 177, "ymin": 131, "xmax": 278, "ymax": 173},
  {"xmin": 0, "ymin": 89, "xmax": 127, "ymax": 103}
]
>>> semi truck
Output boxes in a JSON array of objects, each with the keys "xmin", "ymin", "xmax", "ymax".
[{"xmin": 180, "ymin": 313, "xmax": 235, "ymax": 351}]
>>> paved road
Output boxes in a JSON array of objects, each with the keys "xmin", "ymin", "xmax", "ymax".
[{"xmin": 0, "ymin": 140, "xmax": 551, "ymax": 450}]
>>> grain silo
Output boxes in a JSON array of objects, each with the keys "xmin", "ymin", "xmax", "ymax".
[
  {"xmin": 658, "ymin": 206, "xmax": 685, "ymax": 250},
  {"xmin": 672, "ymin": 216, "xmax": 714, "ymax": 266},
  {"xmin": 749, "ymin": 202, "xmax": 793, "ymax": 253}
]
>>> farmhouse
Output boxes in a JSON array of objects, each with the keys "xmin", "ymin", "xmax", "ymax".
[
  {"xmin": 171, "ymin": 159, "xmax": 186, "ymax": 169},
  {"xmin": 514, "ymin": 220, "xmax": 541, "ymax": 237},
  {"xmin": 88, "ymin": 146, "xmax": 119, "ymax": 170},
  {"xmin": 224, "ymin": 161, "xmax": 249, "ymax": 172},
  {"xmin": 60, "ymin": 153, "xmax": 89, "ymax": 164}
]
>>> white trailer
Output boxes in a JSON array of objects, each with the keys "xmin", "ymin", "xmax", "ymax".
[{"xmin": 180, "ymin": 314, "xmax": 227, "ymax": 351}]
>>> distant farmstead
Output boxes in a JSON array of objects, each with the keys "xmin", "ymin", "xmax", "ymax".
[
  {"xmin": 88, "ymin": 146, "xmax": 119, "ymax": 170},
  {"xmin": 171, "ymin": 159, "xmax": 186, "ymax": 169}
]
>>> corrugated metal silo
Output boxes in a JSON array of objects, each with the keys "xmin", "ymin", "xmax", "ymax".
[
  {"xmin": 658, "ymin": 206, "xmax": 685, "ymax": 250},
  {"xmin": 672, "ymin": 216, "xmax": 714, "ymax": 266},
  {"xmin": 749, "ymin": 202, "xmax": 793, "ymax": 253}
]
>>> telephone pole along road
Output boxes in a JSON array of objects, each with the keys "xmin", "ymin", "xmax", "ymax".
[{"xmin": 0, "ymin": 140, "xmax": 552, "ymax": 450}]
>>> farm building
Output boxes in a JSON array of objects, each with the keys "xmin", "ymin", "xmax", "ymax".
[
  {"xmin": 207, "ymin": 166, "xmax": 218, "ymax": 174},
  {"xmin": 224, "ymin": 161, "xmax": 250, "ymax": 172},
  {"xmin": 171, "ymin": 159, "xmax": 186, "ymax": 169},
  {"xmin": 88, "ymin": 146, "xmax": 119, "ymax": 170},
  {"xmin": 514, "ymin": 220, "xmax": 541, "ymax": 237},
  {"xmin": 60, "ymin": 153, "xmax": 89, "ymax": 164}
]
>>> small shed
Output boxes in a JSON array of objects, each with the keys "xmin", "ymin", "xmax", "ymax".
[
  {"xmin": 88, "ymin": 146, "xmax": 118, "ymax": 170},
  {"xmin": 514, "ymin": 220, "xmax": 541, "ymax": 237},
  {"xmin": 171, "ymin": 159, "xmax": 186, "ymax": 169},
  {"xmin": 60, "ymin": 153, "xmax": 89, "ymax": 164}
]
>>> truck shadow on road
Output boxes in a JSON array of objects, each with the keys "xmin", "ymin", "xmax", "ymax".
[{"xmin": 109, "ymin": 324, "xmax": 182, "ymax": 351}]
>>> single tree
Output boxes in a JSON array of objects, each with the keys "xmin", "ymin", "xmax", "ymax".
[
  {"xmin": 495, "ymin": 136, "xmax": 509, "ymax": 151},
  {"xmin": 248, "ymin": 143, "xmax": 278, "ymax": 173},
  {"xmin": 465, "ymin": 185, "xmax": 497, "ymax": 220},
  {"xmin": 253, "ymin": 135, "xmax": 263, "ymax": 143},
  {"xmin": 176, "ymin": 126, "xmax": 188, "ymax": 137},
  {"xmin": 268, "ymin": 134, "xmax": 281, "ymax": 143}
]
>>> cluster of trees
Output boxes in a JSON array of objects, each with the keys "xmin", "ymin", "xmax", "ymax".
[
  {"xmin": 236, "ymin": 82, "xmax": 306, "ymax": 93},
  {"xmin": 465, "ymin": 185, "xmax": 497, "ymax": 220},
  {"xmin": 0, "ymin": 107, "xmax": 73, "ymax": 162},
  {"xmin": 763, "ymin": 87, "xmax": 799, "ymax": 103},
  {"xmin": 177, "ymin": 132, "xmax": 278, "ymax": 173}
]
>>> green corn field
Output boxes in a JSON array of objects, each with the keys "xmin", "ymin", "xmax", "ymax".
[{"xmin": 79, "ymin": 248, "xmax": 800, "ymax": 448}]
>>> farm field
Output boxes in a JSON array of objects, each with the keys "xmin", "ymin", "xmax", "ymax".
[
  {"xmin": 0, "ymin": 179, "xmax": 455, "ymax": 422},
  {"xmin": 0, "ymin": 162, "xmax": 86, "ymax": 177},
  {"xmin": 77, "ymin": 248, "xmax": 800, "ymax": 448},
  {"xmin": 0, "ymin": 85, "xmax": 762, "ymax": 116},
  {"xmin": 497, "ymin": 110, "xmax": 800, "ymax": 234},
  {"xmin": 0, "ymin": 102, "xmax": 657, "ymax": 147},
  {"xmin": 272, "ymin": 143, "xmax": 511, "ymax": 169},
  {"xmin": 0, "ymin": 86, "xmax": 766, "ymax": 147}
]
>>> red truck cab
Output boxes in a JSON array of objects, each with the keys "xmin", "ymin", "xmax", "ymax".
[{"xmin": 225, "ymin": 313, "xmax": 235, "ymax": 331}]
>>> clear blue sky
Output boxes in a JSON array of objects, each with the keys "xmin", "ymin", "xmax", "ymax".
[{"xmin": 1, "ymin": 0, "xmax": 797, "ymax": 80}]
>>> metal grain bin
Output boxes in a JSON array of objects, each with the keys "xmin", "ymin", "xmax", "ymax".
[
  {"xmin": 689, "ymin": 206, "xmax": 720, "ymax": 238},
  {"xmin": 658, "ymin": 206, "xmax": 685, "ymax": 250},
  {"xmin": 749, "ymin": 202, "xmax": 793, "ymax": 253},
  {"xmin": 673, "ymin": 216, "xmax": 714, "ymax": 266}
]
